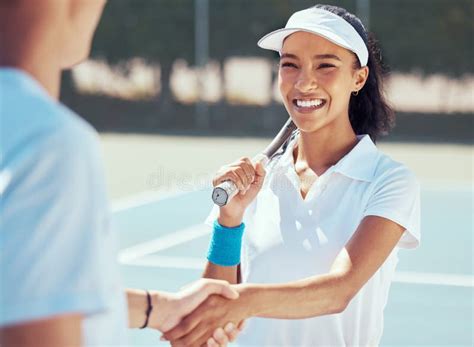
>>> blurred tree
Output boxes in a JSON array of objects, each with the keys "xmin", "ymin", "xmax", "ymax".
[
  {"xmin": 91, "ymin": 0, "xmax": 194, "ymax": 114},
  {"xmin": 63, "ymin": 0, "xmax": 472, "ymax": 136},
  {"xmin": 209, "ymin": 0, "xmax": 354, "ymax": 59},
  {"xmin": 371, "ymin": 0, "xmax": 473, "ymax": 77},
  {"xmin": 87, "ymin": 0, "xmax": 473, "ymax": 99}
]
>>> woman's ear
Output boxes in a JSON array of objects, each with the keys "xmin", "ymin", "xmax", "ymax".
[{"xmin": 353, "ymin": 66, "xmax": 369, "ymax": 92}]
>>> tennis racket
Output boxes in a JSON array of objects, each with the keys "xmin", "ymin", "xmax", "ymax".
[{"xmin": 211, "ymin": 118, "xmax": 297, "ymax": 206}]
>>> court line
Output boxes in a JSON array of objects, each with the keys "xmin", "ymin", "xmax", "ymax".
[
  {"xmin": 117, "ymin": 224, "xmax": 210, "ymax": 263},
  {"xmin": 122, "ymin": 255, "xmax": 206, "ymax": 270},
  {"xmin": 118, "ymin": 226, "xmax": 473, "ymax": 288},
  {"xmin": 418, "ymin": 181, "xmax": 472, "ymax": 193},
  {"xmin": 393, "ymin": 271, "xmax": 473, "ymax": 288},
  {"xmin": 120, "ymin": 254, "xmax": 473, "ymax": 288},
  {"xmin": 111, "ymin": 188, "xmax": 196, "ymax": 213}
]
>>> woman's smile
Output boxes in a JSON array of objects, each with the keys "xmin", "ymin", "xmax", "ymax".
[{"xmin": 292, "ymin": 97, "xmax": 327, "ymax": 114}]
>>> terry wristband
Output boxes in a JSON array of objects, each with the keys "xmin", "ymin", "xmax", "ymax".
[{"xmin": 207, "ymin": 220, "xmax": 245, "ymax": 266}]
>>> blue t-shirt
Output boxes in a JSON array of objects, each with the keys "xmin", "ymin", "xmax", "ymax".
[{"xmin": 0, "ymin": 68, "xmax": 128, "ymax": 345}]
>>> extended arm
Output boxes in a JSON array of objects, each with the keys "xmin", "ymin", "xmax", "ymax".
[
  {"xmin": 239, "ymin": 216, "xmax": 404, "ymax": 318},
  {"xmin": 163, "ymin": 215, "xmax": 406, "ymax": 345}
]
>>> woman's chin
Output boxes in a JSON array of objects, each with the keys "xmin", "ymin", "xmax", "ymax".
[{"xmin": 290, "ymin": 115, "xmax": 327, "ymax": 134}]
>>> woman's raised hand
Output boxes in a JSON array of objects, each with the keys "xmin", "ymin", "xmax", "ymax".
[{"xmin": 213, "ymin": 157, "xmax": 266, "ymax": 225}]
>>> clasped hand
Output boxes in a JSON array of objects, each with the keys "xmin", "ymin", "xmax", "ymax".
[{"xmin": 161, "ymin": 288, "xmax": 247, "ymax": 347}]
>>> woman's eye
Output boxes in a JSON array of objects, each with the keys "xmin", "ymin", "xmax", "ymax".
[
  {"xmin": 280, "ymin": 62, "xmax": 297, "ymax": 68},
  {"xmin": 318, "ymin": 63, "xmax": 335, "ymax": 69}
]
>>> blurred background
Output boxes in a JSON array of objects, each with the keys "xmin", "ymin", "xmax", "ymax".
[
  {"xmin": 59, "ymin": 0, "xmax": 473, "ymax": 200},
  {"xmin": 59, "ymin": 0, "xmax": 472, "ymax": 345}
]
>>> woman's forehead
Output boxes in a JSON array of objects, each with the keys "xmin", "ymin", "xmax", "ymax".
[{"xmin": 281, "ymin": 31, "xmax": 350, "ymax": 58}]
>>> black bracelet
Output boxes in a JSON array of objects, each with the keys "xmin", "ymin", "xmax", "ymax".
[{"xmin": 139, "ymin": 290, "xmax": 153, "ymax": 329}]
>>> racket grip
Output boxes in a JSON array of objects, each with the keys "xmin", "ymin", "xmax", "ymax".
[
  {"xmin": 211, "ymin": 155, "xmax": 269, "ymax": 207},
  {"xmin": 211, "ymin": 180, "xmax": 239, "ymax": 207}
]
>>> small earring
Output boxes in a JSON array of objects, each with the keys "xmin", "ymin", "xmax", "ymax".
[{"xmin": 352, "ymin": 90, "xmax": 359, "ymax": 96}]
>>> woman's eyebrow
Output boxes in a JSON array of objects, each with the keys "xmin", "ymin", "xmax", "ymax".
[
  {"xmin": 314, "ymin": 54, "xmax": 341, "ymax": 61},
  {"xmin": 280, "ymin": 53, "xmax": 299, "ymax": 60},
  {"xmin": 280, "ymin": 53, "xmax": 341, "ymax": 61}
]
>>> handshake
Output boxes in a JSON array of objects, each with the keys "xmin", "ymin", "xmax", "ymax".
[{"xmin": 133, "ymin": 279, "xmax": 247, "ymax": 347}]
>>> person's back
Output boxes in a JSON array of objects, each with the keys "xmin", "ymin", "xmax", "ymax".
[
  {"xmin": 0, "ymin": 67, "xmax": 128, "ymax": 344},
  {"xmin": 0, "ymin": 2, "xmax": 243, "ymax": 346},
  {"xmin": 0, "ymin": 1, "xmax": 129, "ymax": 344}
]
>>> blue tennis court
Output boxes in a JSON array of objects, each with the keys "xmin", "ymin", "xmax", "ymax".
[{"xmin": 113, "ymin": 184, "xmax": 473, "ymax": 346}]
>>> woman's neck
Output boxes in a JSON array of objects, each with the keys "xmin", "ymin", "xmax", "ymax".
[{"xmin": 294, "ymin": 120, "xmax": 358, "ymax": 176}]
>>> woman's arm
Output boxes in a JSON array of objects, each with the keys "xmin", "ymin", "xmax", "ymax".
[
  {"xmin": 202, "ymin": 213, "xmax": 243, "ymax": 285},
  {"xmin": 242, "ymin": 215, "xmax": 405, "ymax": 318},
  {"xmin": 198, "ymin": 159, "xmax": 266, "ymax": 346},
  {"xmin": 202, "ymin": 261, "xmax": 240, "ymax": 285},
  {"xmin": 203, "ymin": 158, "xmax": 266, "ymax": 285},
  {"xmin": 163, "ymin": 215, "xmax": 405, "ymax": 345}
]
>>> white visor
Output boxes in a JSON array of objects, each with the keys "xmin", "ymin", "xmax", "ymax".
[{"xmin": 258, "ymin": 7, "xmax": 368, "ymax": 67}]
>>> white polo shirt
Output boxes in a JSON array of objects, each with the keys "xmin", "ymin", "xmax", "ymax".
[
  {"xmin": 0, "ymin": 68, "xmax": 128, "ymax": 345},
  {"xmin": 207, "ymin": 133, "xmax": 420, "ymax": 347}
]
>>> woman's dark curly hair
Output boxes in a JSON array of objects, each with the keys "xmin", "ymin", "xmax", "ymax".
[{"xmin": 314, "ymin": 4, "xmax": 395, "ymax": 143}]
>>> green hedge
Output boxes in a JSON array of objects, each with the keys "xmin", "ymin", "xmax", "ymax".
[{"xmin": 91, "ymin": 0, "xmax": 473, "ymax": 77}]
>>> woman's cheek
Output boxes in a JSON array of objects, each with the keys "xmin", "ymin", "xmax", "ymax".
[
  {"xmin": 316, "ymin": 70, "xmax": 336, "ymax": 85},
  {"xmin": 279, "ymin": 73, "xmax": 294, "ymax": 93}
]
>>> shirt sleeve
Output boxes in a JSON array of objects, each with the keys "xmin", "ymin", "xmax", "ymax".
[
  {"xmin": 0, "ymin": 128, "xmax": 116, "ymax": 326},
  {"xmin": 204, "ymin": 205, "xmax": 220, "ymax": 226},
  {"xmin": 362, "ymin": 165, "xmax": 421, "ymax": 249}
]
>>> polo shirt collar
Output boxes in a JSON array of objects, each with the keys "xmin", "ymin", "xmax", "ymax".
[
  {"xmin": 276, "ymin": 133, "xmax": 379, "ymax": 183},
  {"xmin": 333, "ymin": 135, "xmax": 379, "ymax": 182}
]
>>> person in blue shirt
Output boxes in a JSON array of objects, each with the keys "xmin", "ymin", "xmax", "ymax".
[{"xmin": 0, "ymin": 1, "xmax": 238, "ymax": 346}]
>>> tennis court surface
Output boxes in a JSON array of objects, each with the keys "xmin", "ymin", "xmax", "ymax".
[{"xmin": 113, "ymin": 183, "xmax": 473, "ymax": 346}]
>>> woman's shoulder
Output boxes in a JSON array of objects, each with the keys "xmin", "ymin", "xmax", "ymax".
[{"xmin": 372, "ymin": 149, "xmax": 419, "ymax": 189}]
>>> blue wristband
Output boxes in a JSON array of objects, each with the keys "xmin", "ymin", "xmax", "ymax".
[{"xmin": 207, "ymin": 220, "xmax": 245, "ymax": 267}]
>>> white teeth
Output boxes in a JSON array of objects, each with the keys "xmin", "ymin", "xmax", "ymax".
[{"xmin": 296, "ymin": 99, "xmax": 324, "ymax": 108}]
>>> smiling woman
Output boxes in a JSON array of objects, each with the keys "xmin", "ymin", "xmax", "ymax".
[
  {"xmin": 278, "ymin": 32, "xmax": 369, "ymax": 138},
  {"xmin": 161, "ymin": 4, "xmax": 421, "ymax": 347},
  {"xmin": 274, "ymin": 14, "xmax": 393, "ymax": 143}
]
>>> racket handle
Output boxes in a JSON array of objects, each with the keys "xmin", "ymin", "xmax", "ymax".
[
  {"xmin": 212, "ymin": 180, "xmax": 239, "ymax": 207},
  {"xmin": 211, "ymin": 155, "xmax": 269, "ymax": 207}
]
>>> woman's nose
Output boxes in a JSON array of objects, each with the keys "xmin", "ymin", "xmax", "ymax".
[{"xmin": 294, "ymin": 69, "xmax": 318, "ymax": 92}]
